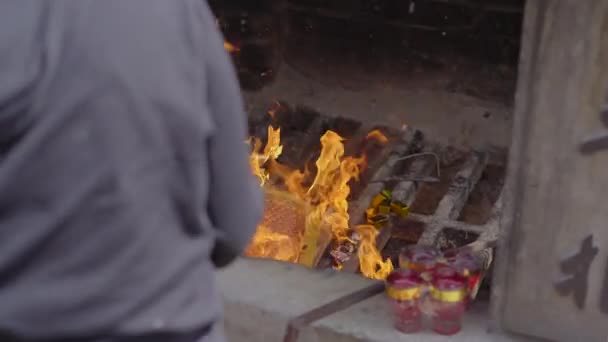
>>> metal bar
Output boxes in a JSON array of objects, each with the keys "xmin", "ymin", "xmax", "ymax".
[
  {"xmin": 471, "ymin": 192, "xmax": 503, "ymax": 248},
  {"xmin": 370, "ymin": 157, "xmax": 438, "ymax": 261},
  {"xmin": 418, "ymin": 151, "xmax": 489, "ymax": 245},
  {"xmin": 283, "ymin": 282, "xmax": 385, "ymax": 342},
  {"xmin": 348, "ymin": 128, "xmax": 422, "ymax": 227},
  {"xmin": 392, "ymin": 155, "xmax": 436, "ymax": 204},
  {"xmin": 440, "ymin": 192, "xmax": 504, "ymax": 254},
  {"xmin": 352, "ymin": 156, "xmax": 434, "ymax": 270},
  {"xmin": 338, "ymin": 130, "xmax": 424, "ymax": 273},
  {"xmin": 407, "ymin": 212, "xmax": 487, "ymax": 235}
]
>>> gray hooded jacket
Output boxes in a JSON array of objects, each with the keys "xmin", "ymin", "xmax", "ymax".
[{"xmin": 0, "ymin": 0, "xmax": 262, "ymax": 339}]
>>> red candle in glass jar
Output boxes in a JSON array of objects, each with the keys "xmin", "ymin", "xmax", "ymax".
[
  {"xmin": 430, "ymin": 275, "xmax": 467, "ymax": 335},
  {"xmin": 399, "ymin": 245, "xmax": 440, "ymax": 280},
  {"xmin": 385, "ymin": 269, "xmax": 424, "ymax": 334},
  {"xmin": 432, "ymin": 264, "xmax": 458, "ymax": 280},
  {"xmin": 442, "ymin": 250, "xmax": 482, "ymax": 304}
]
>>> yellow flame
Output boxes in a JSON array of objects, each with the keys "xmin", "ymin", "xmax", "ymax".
[
  {"xmin": 249, "ymin": 126, "xmax": 282, "ymax": 186},
  {"xmin": 306, "ymin": 131, "xmax": 366, "ymax": 243},
  {"xmin": 246, "ymin": 124, "xmax": 393, "ymax": 279},
  {"xmin": 355, "ymin": 225, "xmax": 394, "ymax": 280}
]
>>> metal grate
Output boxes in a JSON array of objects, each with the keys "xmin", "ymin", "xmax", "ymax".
[{"xmin": 248, "ymin": 101, "xmax": 504, "ymax": 275}]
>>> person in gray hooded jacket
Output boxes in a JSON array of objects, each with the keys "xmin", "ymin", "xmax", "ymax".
[{"xmin": 0, "ymin": 1, "xmax": 262, "ymax": 341}]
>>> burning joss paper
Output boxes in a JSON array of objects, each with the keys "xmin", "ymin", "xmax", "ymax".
[
  {"xmin": 330, "ymin": 249, "xmax": 351, "ymax": 264},
  {"xmin": 371, "ymin": 193, "xmax": 387, "ymax": 209},
  {"xmin": 368, "ymin": 214, "xmax": 389, "ymax": 228},
  {"xmin": 366, "ymin": 189, "xmax": 410, "ymax": 227},
  {"xmin": 390, "ymin": 201, "xmax": 409, "ymax": 217},
  {"xmin": 378, "ymin": 202, "xmax": 392, "ymax": 214},
  {"xmin": 331, "ymin": 239, "xmax": 358, "ymax": 267},
  {"xmin": 365, "ymin": 207, "xmax": 376, "ymax": 221},
  {"xmin": 380, "ymin": 189, "xmax": 392, "ymax": 199}
]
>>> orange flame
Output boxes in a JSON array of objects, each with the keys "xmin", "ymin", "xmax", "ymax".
[
  {"xmin": 244, "ymin": 188, "xmax": 305, "ymax": 263},
  {"xmin": 224, "ymin": 41, "xmax": 240, "ymax": 53},
  {"xmin": 246, "ymin": 123, "xmax": 393, "ymax": 279},
  {"xmin": 366, "ymin": 129, "xmax": 389, "ymax": 144},
  {"xmin": 355, "ymin": 225, "xmax": 394, "ymax": 280}
]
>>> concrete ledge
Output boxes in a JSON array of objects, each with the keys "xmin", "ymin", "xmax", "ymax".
[
  {"xmin": 218, "ymin": 257, "xmax": 378, "ymax": 342},
  {"xmin": 219, "ymin": 258, "xmax": 535, "ymax": 342}
]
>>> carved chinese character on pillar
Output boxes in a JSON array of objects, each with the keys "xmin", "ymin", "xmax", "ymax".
[
  {"xmin": 601, "ymin": 256, "xmax": 608, "ymax": 315},
  {"xmin": 554, "ymin": 235, "xmax": 599, "ymax": 310},
  {"xmin": 580, "ymin": 103, "xmax": 608, "ymax": 154}
]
